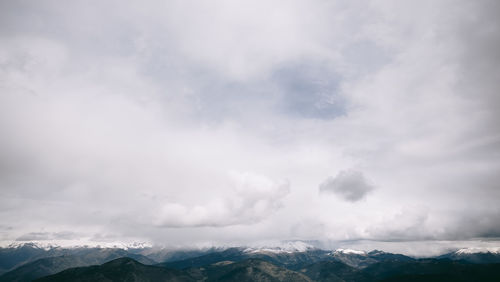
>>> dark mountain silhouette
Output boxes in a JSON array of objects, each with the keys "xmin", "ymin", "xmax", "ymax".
[
  {"xmin": 0, "ymin": 250, "xmax": 154, "ymax": 281},
  {"xmin": 160, "ymin": 247, "xmax": 332, "ymax": 270},
  {"xmin": 35, "ymin": 257, "xmax": 193, "ymax": 282},
  {"xmin": 36, "ymin": 258, "xmax": 311, "ymax": 282},
  {"xmin": 329, "ymin": 249, "xmax": 415, "ymax": 268},
  {"xmin": 0, "ymin": 243, "xmax": 157, "ymax": 276},
  {"xmin": 189, "ymin": 258, "xmax": 312, "ymax": 282},
  {"xmin": 0, "ymin": 243, "xmax": 58, "ymax": 274},
  {"xmin": 363, "ymin": 259, "xmax": 500, "ymax": 281},
  {"xmin": 33, "ymin": 256, "xmax": 500, "ymax": 282},
  {"xmin": 299, "ymin": 260, "xmax": 365, "ymax": 282}
]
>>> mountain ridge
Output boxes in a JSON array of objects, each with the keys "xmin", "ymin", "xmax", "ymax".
[{"xmin": 2, "ymin": 242, "xmax": 500, "ymax": 281}]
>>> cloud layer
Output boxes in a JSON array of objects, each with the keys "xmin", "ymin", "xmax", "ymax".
[{"xmin": 1, "ymin": 0, "xmax": 500, "ymax": 252}]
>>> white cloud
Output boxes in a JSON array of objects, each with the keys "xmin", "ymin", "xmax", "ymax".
[{"xmin": 154, "ymin": 172, "xmax": 290, "ymax": 227}]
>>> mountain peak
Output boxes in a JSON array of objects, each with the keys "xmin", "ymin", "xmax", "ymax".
[
  {"xmin": 2, "ymin": 240, "xmax": 153, "ymax": 250},
  {"xmin": 332, "ymin": 248, "xmax": 366, "ymax": 255},
  {"xmin": 455, "ymin": 247, "xmax": 500, "ymax": 255},
  {"xmin": 367, "ymin": 250, "xmax": 386, "ymax": 255},
  {"xmin": 5, "ymin": 242, "xmax": 61, "ymax": 251},
  {"xmin": 243, "ymin": 241, "xmax": 316, "ymax": 254}
]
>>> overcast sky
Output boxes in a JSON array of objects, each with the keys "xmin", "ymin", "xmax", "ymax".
[{"xmin": 1, "ymin": 0, "xmax": 500, "ymax": 254}]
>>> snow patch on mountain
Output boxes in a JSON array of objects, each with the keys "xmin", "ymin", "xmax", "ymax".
[
  {"xmin": 244, "ymin": 241, "xmax": 315, "ymax": 254},
  {"xmin": 1, "ymin": 240, "xmax": 153, "ymax": 250},
  {"xmin": 333, "ymin": 248, "xmax": 366, "ymax": 255},
  {"xmin": 455, "ymin": 247, "xmax": 500, "ymax": 254}
]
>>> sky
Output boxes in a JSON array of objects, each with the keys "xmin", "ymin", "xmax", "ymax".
[{"xmin": 1, "ymin": 0, "xmax": 500, "ymax": 255}]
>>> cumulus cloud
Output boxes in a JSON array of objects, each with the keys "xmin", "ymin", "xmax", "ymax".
[
  {"xmin": 319, "ymin": 170, "xmax": 374, "ymax": 202},
  {"xmin": 154, "ymin": 172, "xmax": 290, "ymax": 227}
]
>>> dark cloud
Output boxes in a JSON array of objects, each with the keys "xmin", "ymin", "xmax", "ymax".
[{"xmin": 319, "ymin": 170, "xmax": 374, "ymax": 202}]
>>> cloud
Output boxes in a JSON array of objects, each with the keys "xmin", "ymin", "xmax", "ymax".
[
  {"xmin": 154, "ymin": 172, "xmax": 290, "ymax": 227},
  {"xmin": 319, "ymin": 170, "xmax": 374, "ymax": 202},
  {"xmin": 0, "ymin": 0, "xmax": 499, "ymax": 253},
  {"xmin": 272, "ymin": 61, "xmax": 345, "ymax": 119},
  {"xmin": 16, "ymin": 231, "xmax": 78, "ymax": 241}
]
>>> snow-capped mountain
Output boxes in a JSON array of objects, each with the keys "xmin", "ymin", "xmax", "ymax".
[
  {"xmin": 332, "ymin": 248, "xmax": 366, "ymax": 255},
  {"xmin": 455, "ymin": 247, "xmax": 500, "ymax": 254},
  {"xmin": 2, "ymin": 240, "xmax": 153, "ymax": 250},
  {"xmin": 329, "ymin": 248, "xmax": 414, "ymax": 268},
  {"xmin": 0, "ymin": 241, "xmax": 155, "ymax": 275},
  {"xmin": 438, "ymin": 247, "xmax": 500, "ymax": 264},
  {"xmin": 244, "ymin": 241, "xmax": 316, "ymax": 254}
]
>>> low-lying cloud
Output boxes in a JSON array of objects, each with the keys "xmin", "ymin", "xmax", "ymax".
[{"xmin": 16, "ymin": 231, "xmax": 78, "ymax": 241}]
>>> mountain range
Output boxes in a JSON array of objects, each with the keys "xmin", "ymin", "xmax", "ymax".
[{"xmin": 0, "ymin": 243, "xmax": 499, "ymax": 281}]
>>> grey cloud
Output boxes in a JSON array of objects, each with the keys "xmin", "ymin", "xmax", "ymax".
[
  {"xmin": 319, "ymin": 170, "xmax": 374, "ymax": 202},
  {"xmin": 183, "ymin": 60, "xmax": 347, "ymax": 123},
  {"xmin": 272, "ymin": 61, "xmax": 345, "ymax": 120},
  {"xmin": 16, "ymin": 231, "xmax": 78, "ymax": 241},
  {"xmin": 0, "ymin": 0, "xmax": 500, "ymax": 252},
  {"xmin": 361, "ymin": 206, "xmax": 500, "ymax": 242},
  {"xmin": 15, "ymin": 232, "xmax": 51, "ymax": 241},
  {"xmin": 452, "ymin": 0, "xmax": 500, "ymax": 159},
  {"xmin": 440, "ymin": 208, "xmax": 500, "ymax": 240}
]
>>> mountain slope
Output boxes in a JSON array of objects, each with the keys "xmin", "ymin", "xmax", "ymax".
[
  {"xmin": 195, "ymin": 259, "xmax": 312, "ymax": 282},
  {"xmin": 35, "ymin": 257, "xmax": 312, "ymax": 282},
  {"xmin": 0, "ymin": 243, "xmax": 59, "ymax": 274},
  {"xmin": 35, "ymin": 257, "xmax": 194, "ymax": 282},
  {"xmin": 298, "ymin": 260, "xmax": 371, "ymax": 282},
  {"xmin": 0, "ymin": 252, "xmax": 155, "ymax": 282},
  {"xmin": 30, "ymin": 255, "xmax": 500, "ymax": 282},
  {"xmin": 329, "ymin": 249, "xmax": 414, "ymax": 268},
  {"xmin": 438, "ymin": 248, "xmax": 500, "ymax": 264},
  {"xmin": 160, "ymin": 247, "xmax": 246, "ymax": 269},
  {"xmin": 363, "ymin": 259, "xmax": 500, "ymax": 282},
  {"xmin": 160, "ymin": 247, "xmax": 331, "ymax": 270},
  {"xmin": 0, "ymin": 243, "xmax": 157, "ymax": 275},
  {"xmin": 0, "ymin": 255, "xmax": 88, "ymax": 282}
]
